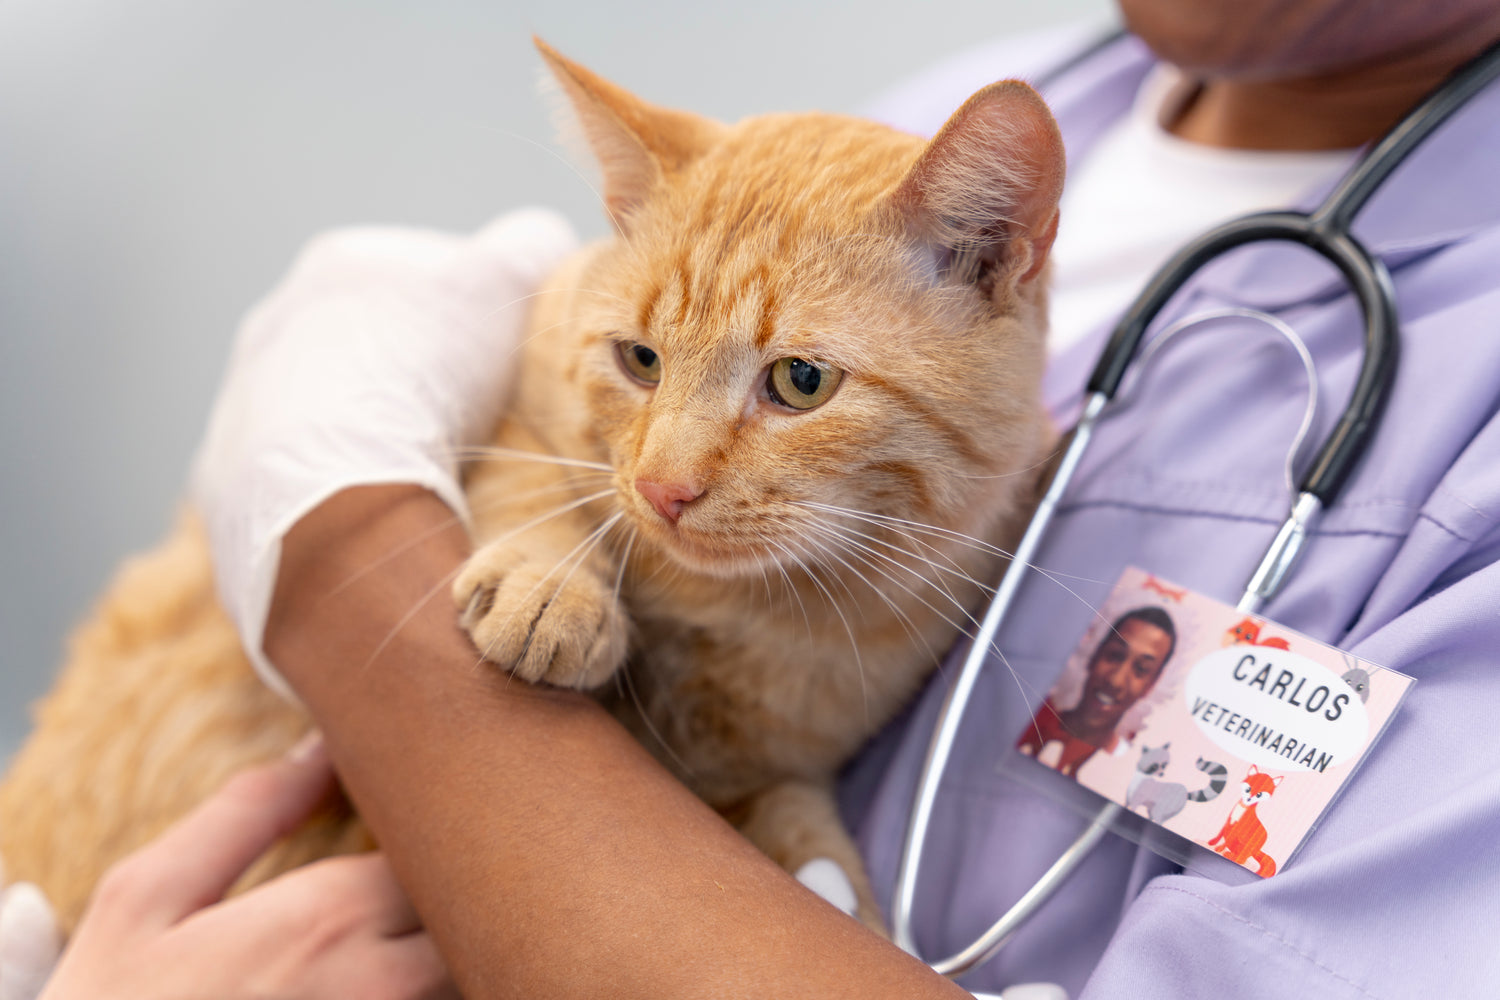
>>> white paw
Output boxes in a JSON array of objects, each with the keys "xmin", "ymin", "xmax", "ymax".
[
  {"xmin": 0, "ymin": 881, "xmax": 63, "ymax": 1000},
  {"xmin": 793, "ymin": 857, "xmax": 858, "ymax": 917}
]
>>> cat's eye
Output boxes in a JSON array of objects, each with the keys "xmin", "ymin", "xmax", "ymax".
[
  {"xmin": 617, "ymin": 341, "xmax": 662, "ymax": 385},
  {"xmin": 768, "ymin": 357, "xmax": 842, "ymax": 411}
]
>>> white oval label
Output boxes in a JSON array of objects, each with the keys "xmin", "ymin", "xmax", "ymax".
[{"xmin": 1183, "ymin": 647, "xmax": 1370, "ymax": 773}]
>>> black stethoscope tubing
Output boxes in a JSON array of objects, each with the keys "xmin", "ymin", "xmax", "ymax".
[
  {"xmin": 893, "ymin": 30, "xmax": 1500, "ymax": 978},
  {"xmin": 1090, "ymin": 33, "xmax": 1500, "ymax": 506}
]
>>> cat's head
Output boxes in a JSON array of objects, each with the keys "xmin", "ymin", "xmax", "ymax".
[{"xmin": 527, "ymin": 41, "xmax": 1064, "ymax": 578}]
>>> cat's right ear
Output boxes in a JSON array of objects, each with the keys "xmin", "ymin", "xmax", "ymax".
[
  {"xmin": 536, "ymin": 39, "xmax": 726, "ymax": 233},
  {"xmin": 890, "ymin": 81, "xmax": 1065, "ymax": 302}
]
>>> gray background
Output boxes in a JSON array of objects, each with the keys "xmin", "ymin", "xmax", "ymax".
[{"xmin": 0, "ymin": 0, "xmax": 1111, "ymax": 761}]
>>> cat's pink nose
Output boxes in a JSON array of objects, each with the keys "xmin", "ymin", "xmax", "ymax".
[{"xmin": 635, "ymin": 478, "xmax": 703, "ymax": 523}]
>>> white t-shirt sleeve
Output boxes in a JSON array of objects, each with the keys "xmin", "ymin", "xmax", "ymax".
[
  {"xmin": 861, "ymin": 19, "xmax": 1116, "ymax": 134},
  {"xmin": 190, "ymin": 207, "xmax": 579, "ymax": 699}
]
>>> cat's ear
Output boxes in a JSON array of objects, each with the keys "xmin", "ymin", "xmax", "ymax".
[
  {"xmin": 890, "ymin": 81, "xmax": 1064, "ymax": 297},
  {"xmin": 536, "ymin": 39, "xmax": 726, "ymax": 232}
]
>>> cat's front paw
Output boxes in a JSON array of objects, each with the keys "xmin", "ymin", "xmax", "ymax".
[{"xmin": 454, "ymin": 540, "xmax": 629, "ymax": 689}]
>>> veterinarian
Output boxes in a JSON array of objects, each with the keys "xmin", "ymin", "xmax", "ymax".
[
  {"xmin": 1017, "ymin": 606, "xmax": 1177, "ymax": 777},
  {"xmin": 27, "ymin": 0, "xmax": 1500, "ymax": 997}
]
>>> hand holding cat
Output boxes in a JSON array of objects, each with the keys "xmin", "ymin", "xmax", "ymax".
[
  {"xmin": 36, "ymin": 735, "xmax": 456, "ymax": 1000},
  {"xmin": 190, "ymin": 207, "xmax": 578, "ymax": 699}
]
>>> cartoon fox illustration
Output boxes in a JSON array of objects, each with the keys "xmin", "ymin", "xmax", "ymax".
[
  {"xmin": 1223, "ymin": 616, "xmax": 1291, "ymax": 651},
  {"xmin": 1142, "ymin": 575, "xmax": 1186, "ymax": 602},
  {"xmin": 1209, "ymin": 765, "xmax": 1282, "ymax": 877}
]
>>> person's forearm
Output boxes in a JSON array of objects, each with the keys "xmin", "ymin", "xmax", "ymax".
[{"xmin": 266, "ymin": 485, "xmax": 965, "ymax": 999}]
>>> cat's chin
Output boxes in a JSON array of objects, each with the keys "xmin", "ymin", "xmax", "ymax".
[{"xmin": 642, "ymin": 526, "xmax": 781, "ymax": 580}]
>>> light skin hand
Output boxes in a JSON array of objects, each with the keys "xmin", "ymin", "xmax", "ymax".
[{"xmin": 38, "ymin": 735, "xmax": 456, "ymax": 1000}]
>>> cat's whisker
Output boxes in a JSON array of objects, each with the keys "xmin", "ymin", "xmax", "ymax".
[
  {"xmin": 480, "ymin": 477, "xmax": 615, "ymax": 512},
  {"xmin": 793, "ymin": 529, "xmax": 871, "ymax": 626},
  {"xmin": 815, "ymin": 522, "xmax": 1043, "ymax": 715},
  {"xmin": 795, "ymin": 502, "xmax": 1107, "ymax": 708},
  {"xmin": 464, "ymin": 122, "xmax": 629, "ymax": 235},
  {"xmin": 326, "ymin": 471, "xmax": 614, "ymax": 602},
  {"xmin": 616, "ymin": 660, "xmax": 698, "ymax": 780},
  {"xmin": 769, "ymin": 555, "xmax": 815, "ymax": 640},
  {"xmin": 753, "ymin": 560, "xmax": 775, "ymax": 618},
  {"xmin": 800, "ymin": 522, "xmax": 962, "ymax": 654},
  {"xmin": 609, "ymin": 523, "xmax": 638, "ymax": 614},
  {"xmin": 798, "ymin": 500, "xmax": 1112, "ymax": 587},
  {"xmin": 357, "ymin": 561, "xmax": 468, "ymax": 678},
  {"xmin": 800, "ymin": 500, "xmax": 1115, "ymax": 623},
  {"xmin": 797, "ymin": 500, "xmax": 1014, "ymax": 561},
  {"xmin": 804, "ymin": 513, "xmax": 994, "ymax": 606},
  {"xmin": 769, "ymin": 538, "xmax": 869, "ymax": 723},
  {"xmin": 807, "ymin": 523, "xmax": 974, "ymax": 627},
  {"xmin": 486, "ymin": 284, "xmax": 640, "ymax": 335},
  {"xmin": 468, "ymin": 282, "xmax": 637, "ymax": 336},
  {"xmin": 323, "ymin": 505, "xmax": 474, "ymax": 601},
  {"xmin": 444, "ymin": 444, "xmax": 614, "ymax": 474},
  {"xmin": 800, "ymin": 529, "xmax": 938, "ymax": 665},
  {"xmin": 814, "ymin": 499, "xmax": 1121, "ymax": 651},
  {"xmin": 460, "ymin": 293, "xmax": 638, "ymax": 385},
  {"xmin": 799, "ymin": 522, "xmax": 917, "ymax": 621},
  {"xmin": 597, "ymin": 514, "xmax": 705, "ymax": 782},
  {"xmin": 449, "ymin": 474, "xmax": 616, "ymax": 528},
  {"xmin": 793, "ymin": 503, "xmax": 994, "ymax": 628},
  {"xmin": 950, "ymin": 443, "xmax": 1064, "ymax": 481},
  {"xmin": 464, "ymin": 488, "xmax": 618, "ymax": 561}
]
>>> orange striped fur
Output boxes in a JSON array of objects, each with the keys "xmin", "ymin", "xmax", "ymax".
[{"xmin": 0, "ymin": 43, "xmax": 1064, "ymax": 933}]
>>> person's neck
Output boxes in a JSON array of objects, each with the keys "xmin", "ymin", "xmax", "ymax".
[
  {"xmin": 1057, "ymin": 708, "xmax": 1115, "ymax": 749},
  {"xmin": 1169, "ymin": 38, "xmax": 1494, "ymax": 151}
]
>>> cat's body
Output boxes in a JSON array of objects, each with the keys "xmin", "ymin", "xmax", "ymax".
[{"xmin": 0, "ymin": 44, "xmax": 1064, "ymax": 933}]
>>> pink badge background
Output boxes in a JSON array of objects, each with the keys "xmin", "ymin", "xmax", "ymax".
[{"xmin": 1026, "ymin": 567, "xmax": 1411, "ymax": 875}]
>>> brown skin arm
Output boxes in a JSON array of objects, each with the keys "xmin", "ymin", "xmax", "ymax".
[{"xmin": 265, "ymin": 484, "xmax": 967, "ymax": 1000}]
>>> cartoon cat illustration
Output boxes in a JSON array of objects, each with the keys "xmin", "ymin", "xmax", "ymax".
[
  {"xmin": 1208, "ymin": 765, "xmax": 1283, "ymax": 877},
  {"xmin": 1223, "ymin": 616, "xmax": 1291, "ymax": 651},
  {"xmin": 1124, "ymin": 743, "xmax": 1228, "ymax": 824}
]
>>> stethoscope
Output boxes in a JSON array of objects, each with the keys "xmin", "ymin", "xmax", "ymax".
[{"xmin": 892, "ymin": 31, "xmax": 1500, "ymax": 980}]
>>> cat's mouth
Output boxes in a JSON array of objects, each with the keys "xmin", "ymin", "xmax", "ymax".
[
  {"xmin": 648, "ymin": 525, "xmax": 769, "ymax": 577},
  {"xmin": 629, "ymin": 507, "xmax": 781, "ymax": 578}
]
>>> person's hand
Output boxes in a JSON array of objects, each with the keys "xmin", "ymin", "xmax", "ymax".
[
  {"xmin": 37, "ymin": 736, "xmax": 456, "ymax": 1000},
  {"xmin": 191, "ymin": 207, "xmax": 578, "ymax": 697}
]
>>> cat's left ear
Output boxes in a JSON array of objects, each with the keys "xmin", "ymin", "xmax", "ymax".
[
  {"xmin": 890, "ymin": 81, "xmax": 1064, "ymax": 297},
  {"xmin": 536, "ymin": 39, "xmax": 726, "ymax": 232}
]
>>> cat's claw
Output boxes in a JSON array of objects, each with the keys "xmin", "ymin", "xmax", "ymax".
[{"xmin": 454, "ymin": 543, "xmax": 629, "ymax": 690}]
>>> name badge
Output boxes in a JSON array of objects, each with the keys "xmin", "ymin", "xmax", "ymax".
[{"xmin": 1014, "ymin": 567, "xmax": 1413, "ymax": 878}]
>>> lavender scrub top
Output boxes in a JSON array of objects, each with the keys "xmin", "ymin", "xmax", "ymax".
[{"xmin": 841, "ymin": 25, "xmax": 1500, "ymax": 1000}]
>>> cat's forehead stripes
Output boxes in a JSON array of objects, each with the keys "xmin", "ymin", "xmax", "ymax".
[
  {"xmin": 623, "ymin": 114, "xmax": 922, "ymax": 352},
  {"xmin": 637, "ymin": 248, "xmax": 778, "ymax": 344}
]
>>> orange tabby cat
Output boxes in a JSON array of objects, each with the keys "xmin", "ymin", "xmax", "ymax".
[{"xmin": 0, "ymin": 42, "xmax": 1063, "ymax": 933}]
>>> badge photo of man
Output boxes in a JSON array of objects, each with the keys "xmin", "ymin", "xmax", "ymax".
[{"xmin": 1017, "ymin": 606, "xmax": 1178, "ymax": 777}]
